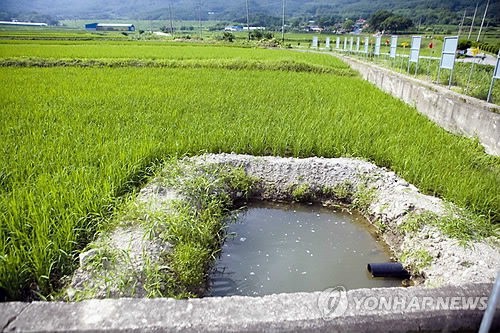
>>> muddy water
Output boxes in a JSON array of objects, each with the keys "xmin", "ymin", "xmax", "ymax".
[{"xmin": 208, "ymin": 202, "xmax": 400, "ymax": 297}]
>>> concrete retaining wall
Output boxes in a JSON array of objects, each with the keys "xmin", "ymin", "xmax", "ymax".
[
  {"xmin": 1, "ymin": 283, "xmax": 498, "ymax": 332},
  {"xmin": 341, "ymin": 56, "xmax": 500, "ymax": 156}
]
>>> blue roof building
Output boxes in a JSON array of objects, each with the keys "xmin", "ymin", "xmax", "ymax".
[{"xmin": 85, "ymin": 23, "xmax": 135, "ymax": 32}]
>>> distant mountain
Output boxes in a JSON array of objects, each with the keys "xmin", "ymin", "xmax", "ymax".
[{"xmin": 1, "ymin": 0, "xmax": 498, "ymax": 26}]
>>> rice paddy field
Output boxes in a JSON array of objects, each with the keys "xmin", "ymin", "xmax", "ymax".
[{"xmin": 0, "ymin": 35, "xmax": 499, "ymax": 301}]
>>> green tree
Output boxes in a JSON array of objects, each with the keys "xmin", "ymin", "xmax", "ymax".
[
  {"xmin": 381, "ymin": 15, "xmax": 413, "ymax": 33},
  {"xmin": 221, "ymin": 32, "xmax": 234, "ymax": 42},
  {"xmin": 249, "ymin": 30, "xmax": 263, "ymax": 40},
  {"xmin": 368, "ymin": 10, "xmax": 392, "ymax": 32},
  {"xmin": 342, "ymin": 19, "xmax": 354, "ymax": 31}
]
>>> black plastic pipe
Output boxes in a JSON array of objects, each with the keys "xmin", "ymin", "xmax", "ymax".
[{"xmin": 367, "ymin": 262, "xmax": 410, "ymax": 279}]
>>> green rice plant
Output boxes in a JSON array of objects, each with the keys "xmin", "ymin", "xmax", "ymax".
[
  {"xmin": 0, "ymin": 41, "xmax": 353, "ymax": 70},
  {"xmin": 0, "ymin": 44, "xmax": 499, "ymax": 300},
  {"xmin": 0, "ymin": 57, "xmax": 355, "ymax": 76}
]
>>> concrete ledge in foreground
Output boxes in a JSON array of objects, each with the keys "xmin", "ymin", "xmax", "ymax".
[{"xmin": 1, "ymin": 283, "xmax": 498, "ymax": 332}]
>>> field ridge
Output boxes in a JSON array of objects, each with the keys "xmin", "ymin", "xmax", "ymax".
[{"xmin": 0, "ymin": 57, "xmax": 356, "ymax": 76}]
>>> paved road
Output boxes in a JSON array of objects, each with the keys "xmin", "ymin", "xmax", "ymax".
[{"xmin": 457, "ymin": 53, "xmax": 498, "ymax": 66}]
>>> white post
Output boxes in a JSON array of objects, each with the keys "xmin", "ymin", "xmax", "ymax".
[
  {"xmin": 458, "ymin": 9, "xmax": 466, "ymax": 37},
  {"xmin": 479, "ymin": 272, "xmax": 500, "ymax": 333},
  {"xmin": 487, "ymin": 51, "xmax": 500, "ymax": 103},
  {"xmin": 477, "ymin": 0, "xmax": 490, "ymax": 42},
  {"xmin": 245, "ymin": 0, "xmax": 250, "ymax": 40},
  {"xmin": 468, "ymin": 3, "xmax": 478, "ymax": 40},
  {"xmin": 281, "ymin": 0, "xmax": 286, "ymax": 43}
]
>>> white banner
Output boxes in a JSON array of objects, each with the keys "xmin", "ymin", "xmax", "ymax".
[
  {"xmin": 409, "ymin": 36, "xmax": 422, "ymax": 63},
  {"xmin": 325, "ymin": 37, "xmax": 330, "ymax": 48},
  {"xmin": 374, "ymin": 36, "xmax": 381, "ymax": 55},
  {"xmin": 356, "ymin": 37, "xmax": 360, "ymax": 52},
  {"xmin": 364, "ymin": 37, "xmax": 369, "ymax": 54},
  {"xmin": 488, "ymin": 52, "xmax": 500, "ymax": 102},
  {"xmin": 439, "ymin": 36, "xmax": 458, "ymax": 69},
  {"xmin": 344, "ymin": 37, "xmax": 347, "ymax": 50},
  {"xmin": 441, "ymin": 54, "xmax": 455, "ymax": 70},
  {"xmin": 390, "ymin": 36, "xmax": 398, "ymax": 58},
  {"xmin": 312, "ymin": 36, "xmax": 318, "ymax": 48},
  {"xmin": 336, "ymin": 37, "xmax": 340, "ymax": 49},
  {"xmin": 494, "ymin": 56, "xmax": 500, "ymax": 79}
]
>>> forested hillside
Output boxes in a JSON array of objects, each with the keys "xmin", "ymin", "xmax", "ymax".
[
  {"xmin": 0, "ymin": 0, "xmax": 500, "ymax": 26},
  {"xmin": 1, "ymin": 0, "xmax": 498, "ymax": 27}
]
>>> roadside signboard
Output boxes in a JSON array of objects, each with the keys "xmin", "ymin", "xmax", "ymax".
[
  {"xmin": 437, "ymin": 36, "xmax": 459, "ymax": 88},
  {"xmin": 374, "ymin": 36, "xmax": 381, "ymax": 55},
  {"xmin": 488, "ymin": 51, "xmax": 500, "ymax": 103},
  {"xmin": 409, "ymin": 36, "xmax": 422, "ymax": 63},
  {"xmin": 312, "ymin": 36, "xmax": 318, "ymax": 48},
  {"xmin": 390, "ymin": 35, "xmax": 398, "ymax": 58},
  {"xmin": 439, "ymin": 36, "xmax": 459, "ymax": 69},
  {"xmin": 493, "ymin": 54, "xmax": 500, "ymax": 79}
]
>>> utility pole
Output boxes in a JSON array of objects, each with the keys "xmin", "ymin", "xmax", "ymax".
[
  {"xmin": 477, "ymin": 0, "xmax": 490, "ymax": 42},
  {"xmin": 468, "ymin": 2, "xmax": 478, "ymax": 40},
  {"xmin": 281, "ymin": 0, "xmax": 286, "ymax": 43},
  {"xmin": 458, "ymin": 9, "xmax": 466, "ymax": 37},
  {"xmin": 198, "ymin": 0, "xmax": 203, "ymax": 39},
  {"xmin": 245, "ymin": 0, "xmax": 250, "ymax": 40},
  {"xmin": 168, "ymin": 1, "xmax": 174, "ymax": 35}
]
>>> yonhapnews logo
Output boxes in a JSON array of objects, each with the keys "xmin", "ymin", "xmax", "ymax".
[{"xmin": 317, "ymin": 286, "xmax": 489, "ymax": 320}]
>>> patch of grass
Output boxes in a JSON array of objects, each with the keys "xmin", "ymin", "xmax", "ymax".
[
  {"xmin": 399, "ymin": 206, "xmax": 498, "ymax": 245},
  {"xmin": 401, "ymin": 248, "xmax": 433, "ymax": 274},
  {"xmin": 290, "ymin": 183, "xmax": 314, "ymax": 202},
  {"xmin": 68, "ymin": 242, "xmax": 140, "ymax": 301},
  {"xmin": 373, "ymin": 219, "xmax": 387, "ymax": 233},
  {"xmin": 140, "ymin": 162, "xmax": 255, "ymax": 298},
  {"xmin": 169, "ymin": 242, "xmax": 209, "ymax": 296},
  {"xmin": 143, "ymin": 256, "xmax": 170, "ymax": 298},
  {"xmin": 322, "ymin": 181, "xmax": 354, "ymax": 202},
  {"xmin": 69, "ymin": 162, "xmax": 256, "ymax": 300},
  {"xmin": 352, "ymin": 183, "xmax": 377, "ymax": 214}
]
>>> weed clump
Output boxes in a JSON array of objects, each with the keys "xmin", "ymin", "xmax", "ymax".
[
  {"xmin": 399, "ymin": 205, "xmax": 498, "ymax": 245},
  {"xmin": 145, "ymin": 161, "xmax": 256, "ymax": 297}
]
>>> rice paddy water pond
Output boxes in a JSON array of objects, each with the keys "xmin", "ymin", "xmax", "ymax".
[{"xmin": 208, "ymin": 202, "xmax": 400, "ymax": 297}]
